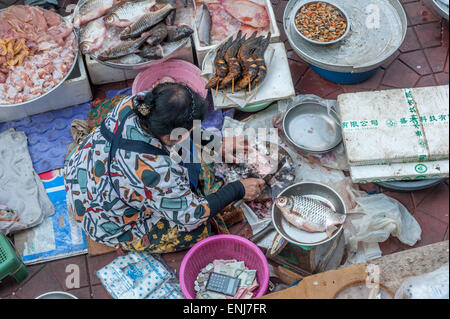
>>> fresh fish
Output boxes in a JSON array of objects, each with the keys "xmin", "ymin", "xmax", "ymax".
[
  {"xmin": 97, "ymin": 31, "xmax": 152, "ymax": 61},
  {"xmin": 120, "ymin": 4, "xmax": 174, "ymax": 40},
  {"xmin": 197, "ymin": 4, "xmax": 211, "ymax": 46},
  {"xmin": 145, "ymin": 23, "xmax": 168, "ymax": 46},
  {"xmin": 166, "ymin": 25, "xmax": 193, "ymax": 42},
  {"xmin": 110, "ymin": 53, "xmax": 144, "ymax": 64},
  {"xmin": 139, "ymin": 44, "xmax": 164, "ymax": 59},
  {"xmin": 161, "ymin": 37, "xmax": 189, "ymax": 56},
  {"xmin": 103, "ymin": 0, "xmax": 156, "ymax": 28},
  {"xmin": 79, "ymin": 17, "xmax": 107, "ymax": 54},
  {"xmin": 73, "ymin": 0, "xmax": 122, "ymax": 28},
  {"xmin": 274, "ymin": 196, "xmax": 346, "ymax": 237}
]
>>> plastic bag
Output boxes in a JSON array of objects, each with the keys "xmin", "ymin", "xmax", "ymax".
[
  {"xmin": 0, "ymin": 129, "xmax": 54, "ymax": 235},
  {"xmin": 346, "ymin": 193, "xmax": 422, "ymax": 252},
  {"xmin": 395, "ymin": 263, "xmax": 449, "ymax": 299},
  {"xmin": 274, "ymin": 94, "xmax": 349, "ymax": 171}
]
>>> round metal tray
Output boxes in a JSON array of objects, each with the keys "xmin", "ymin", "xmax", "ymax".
[
  {"xmin": 431, "ymin": 0, "xmax": 449, "ymax": 20},
  {"xmin": 283, "ymin": 0, "xmax": 407, "ymax": 73},
  {"xmin": 36, "ymin": 291, "xmax": 78, "ymax": 299},
  {"xmin": 73, "ymin": 0, "xmax": 190, "ymax": 70},
  {"xmin": 376, "ymin": 178, "xmax": 446, "ymax": 192},
  {"xmin": 271, "ymin": 182, "xmax": 347, "ymax": 247},
  {"xmin": 283, "ymin": 101, "xmax": 342, "ymax": 154},
  {"xmin": 291, "ymin": 0, "xmax": 351, "ymax": 46},
  {"xmin": 0, "ymin": 8, "xmax": 79, "ymax": 108}
]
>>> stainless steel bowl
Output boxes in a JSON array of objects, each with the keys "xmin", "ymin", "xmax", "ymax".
[
  {"xmin": 0, "ymin": 8, "xmax": 79, "ymax": 108},
  {"xmin": 283, "ymin": 101, "xmax": 342, "ymax": 154},
  {"xmin": 36, "ymin": 291, "xmax": 78, "ymax": 299},
  {"xmin": 271, "ymin": 182, "xmax": 347, "ymax": 247},
  {"xmin": 431, "ymin": 0, "xmax": 449, "ymax": 20},
  {"xmin": 291, "ymin": 0, "xmax": 351, "ymax": 46}
]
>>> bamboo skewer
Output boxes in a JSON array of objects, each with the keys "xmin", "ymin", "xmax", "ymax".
[
  {"xmin": 215, "ymin": 81, "xmax": 219, "ymax": 97},
  {"xmin": 222, "ymin": 90, "xmax": 227, "ymax": 104},
  {"xmin": 232, "ymin": 78, "xmax": 235, "ymax": 94}
]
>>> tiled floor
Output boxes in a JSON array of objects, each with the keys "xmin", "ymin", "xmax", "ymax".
[{"xmin": 0, "ymin": 0, "xmax": 448, "ymax": 299}]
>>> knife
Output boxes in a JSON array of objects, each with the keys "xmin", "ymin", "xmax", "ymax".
[{"xmin": 233, "ymin": 157, "xmax": 288, "ymax": 209}]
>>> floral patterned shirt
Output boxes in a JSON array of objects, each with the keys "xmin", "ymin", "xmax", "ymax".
[{"xmin": 64, "ymin": 96, "xmax": 211, "ymax": 248}]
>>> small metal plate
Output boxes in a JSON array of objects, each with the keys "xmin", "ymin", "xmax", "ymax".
[
  {"xmin": 271, "ymin": 182, "xmax": 347, "ymax": 247},
  {"xmin": 431, "ymin": 0, "xmax": 449, "ymax": 20},
  {"xmin": 376, "ymin": 179, "xmax": 446, "ymax": 192},
  {"xmin": 283, "ymin": 0, "xmax": 407, "ymax": 73},
  {"xmin": 283, "ymin": 101, "xmax": 342, "ymax": 153}
]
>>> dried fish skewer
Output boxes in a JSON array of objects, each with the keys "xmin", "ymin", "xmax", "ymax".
[
  {"xmin": 219, "ymin": 31, "xmax": 246, "ymax": 89},
  {"xmin": 205, "ymin": 37, "xmax": 233, "ymax": 89}
]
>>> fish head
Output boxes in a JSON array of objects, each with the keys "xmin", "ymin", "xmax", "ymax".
[
  {"xmin": 274, "ymin": 196, "xmax": 293, "ymax": 214},
  {"xmin": 80, "ymin": 41, "xmax": 92, "ymax": 55},
  {"xmin": 103, "ymin": 13, "xmax": 118, "ymax": 25}
]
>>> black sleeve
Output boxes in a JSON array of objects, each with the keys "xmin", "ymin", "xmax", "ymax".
[{"xmin": 205, "ymin": 181, "xmax": 245, "ymax": 217}]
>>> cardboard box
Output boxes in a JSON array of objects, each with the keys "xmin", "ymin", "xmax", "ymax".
[
  {"xmin": 259, "ymin": 264, "xmax": 368, "ymax": 299},
  {"xmin": 349, "ymin": 160, "xmax": 449, "ymax": 183},
  {"xmin": 192, "ymin": 0, "xmax": 281, "ymax": 66},
  {"xmin": 338, "ymin": 85, "xmax": 449, "ymax": 166}
]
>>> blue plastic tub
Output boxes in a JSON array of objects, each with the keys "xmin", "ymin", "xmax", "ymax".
[{"xmin": 310, "ymin": 64, "xmax": 380, "ymax": 84}]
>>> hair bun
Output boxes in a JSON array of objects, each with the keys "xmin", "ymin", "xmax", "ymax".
[{"xmin": 133, "ymin": 91, "xmax": 153, "ymax": 117}]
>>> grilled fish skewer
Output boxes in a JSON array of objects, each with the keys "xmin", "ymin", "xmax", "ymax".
[
  {"xmin": 219, "ymin": 31, "xmax": 246, "ymax": 90},
  {"xmin": 234, "ymin": 33, "xmax": 263, "ymax": 92},
  {"xmin": 205, "ymin": 37, "xmax": 233, "ymax": 89},
  {"xmin": 251, "ymin": 33, "xmax": 271, "ymax": 95}
]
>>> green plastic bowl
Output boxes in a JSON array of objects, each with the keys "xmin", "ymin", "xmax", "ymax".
[{"xmin": 236, "ymin": 101, "xmax": 273, "ymax": 113}]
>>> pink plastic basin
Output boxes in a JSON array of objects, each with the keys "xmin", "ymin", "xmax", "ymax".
[
  {"xmin": 132, "ymin": 59, "xmax": 208, "ymax": 98},
  {"xmin": 179, "ymin": 234, "xmax": 270, "ymax": 299}
]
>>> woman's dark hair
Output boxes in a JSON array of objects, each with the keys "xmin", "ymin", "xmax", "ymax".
[{"xmin": 132, "ymin": 83, "xmax": 209, "ymax": 139}]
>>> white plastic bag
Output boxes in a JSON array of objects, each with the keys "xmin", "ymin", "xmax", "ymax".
[
  {"xmin": 395, "ymin": 263, "xmax": 449, "ymax": 299},
  {"xmin": 346, "ymin": 193, "xmax": 422, "ymax": 252}
]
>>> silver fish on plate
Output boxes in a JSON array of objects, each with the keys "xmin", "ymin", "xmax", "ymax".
[
  {"xmin": 79, "ymin": 17, "xmax": 107, "ymax": 54},
  {"xmin": 120, "ymin": 4, "xmax": 175, "ymax": 40},
  {"xmin": 166, "ymin": 25, "xmax": 193, "ymax": 42},
  {"xmin": 73, "ymin": 0, "xmax": 122, "ymax": 28},
  {"xmin": 274, "ymin": 196, "xmax": 346, "ymax": 238},
  {"xmin": 103, "ymin": 0, "xmax": 157, "ymax": 28},
  {"xmin": 197, "ymin": 4, "xmax": 211, "ymax": 46},
  {"xmin": 97, "ymin": 31, "xmax": 152, "ymax": 61},
  {"xmin": 139, "ymin": 44, "xmax": 164, "ymax": 59},
  {"xmin": 109, "ymin": 53, "xmax": 144, "ymax": 64},
  {"xmin": 145, "ymin": 23, "xmax": 168, "ymax": 46}
]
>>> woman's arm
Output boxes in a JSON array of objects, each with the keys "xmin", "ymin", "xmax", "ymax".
[{"xmin": 144, "ymin": 155, "xmax": 245, "ymax": 231}]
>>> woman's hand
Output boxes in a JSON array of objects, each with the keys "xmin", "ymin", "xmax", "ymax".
[{"xmin": 240, "ymin": 178, "xmax": 266, "ymax": 201}]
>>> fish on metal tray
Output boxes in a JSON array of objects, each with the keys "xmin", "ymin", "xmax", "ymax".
[
  {"xmin": 160, "ymin": 37, "xmax": 189, "ymax": 56},
  {"xmin": 139, "ymin": 43, "xmax": 164, "ymax": 59},
  {"xmin": 274, "ymin": 196, "xmax": 346, "ymax": 238},
  {"xmin": 97, "ymin": 31, "xmax": 152, "ymax": 61},
  {"xmin": 197, "ymin": 4, "xmax": 211, "ymax": 46},
  {"xmin": 109, "ymin": 53, "xmax": 144, "ymax": 64},
  {"xmin": 79, "ymin": 17, "xmax": 107, "ymax": 54},
  {"xmin": 103, "ymin": 0, "xmax": 157, "ymax": 28},
  {"xmin": 166, "ymin": 25, "xmax": 193, "ymax": 42},
  {"xmin": 145, "ymin": 23, "xmax": 168, "ymax": 46},
  {"xmin": 120, "ymin": 4, "xmax": 174, "ymax": 40},
  {"xmin": 73, "ymin": 0, "xmax": 122, "ymax": 28}
]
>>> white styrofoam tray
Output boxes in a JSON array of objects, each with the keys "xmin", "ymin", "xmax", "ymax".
[
  {"xmin": 192, "ymin": 0, "xmax": 281, "ymax": 65},
  {"xmin": 0, "ymin": 55, "xmax": 92, "ymax": 123}
]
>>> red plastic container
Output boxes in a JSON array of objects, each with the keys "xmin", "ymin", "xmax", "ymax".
[
  {"xmin": 179, "ymin": 235, "xmax": 270, "ymax": 299},
  {"xmin": 132, "ymin": 59, "xmax": 208, "ymax": 98}
]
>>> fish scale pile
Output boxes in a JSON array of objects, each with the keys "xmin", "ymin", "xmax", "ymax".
[
  {"xmin": 75, "ymin": 0, "xmax": 194, "ymax": 64},
  {"xmin": 0, "ymin": 5, "xmax": 77, "ymax": 105}
]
